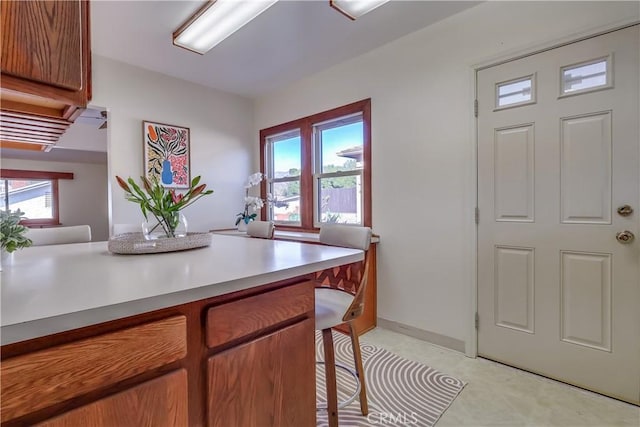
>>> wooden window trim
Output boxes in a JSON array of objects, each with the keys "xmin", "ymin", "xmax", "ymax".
[
  {"xmin": 259, "ymin": 99, "xmax": 371, "ymax": 231},
  {"xmin": 0, "ymin": 169, "xmax": 74, "ymax": 180},
  {"xmin": 0, "ymin": 169, "xmax": 74, "ymax": 227}
]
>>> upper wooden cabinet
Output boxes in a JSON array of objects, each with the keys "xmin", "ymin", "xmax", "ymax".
[
  {"xmin": 0, "ymin": 0, "xmax": 91, "ymax": 151},
  {"xmin": 1, "ymin": 0, "xmax": 91, "ymax": 107}
]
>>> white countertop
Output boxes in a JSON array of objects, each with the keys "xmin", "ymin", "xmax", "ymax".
[
  {"xmin": 212, "ymin": 229, "xmax": 380, "ymax": 244},
  {"xmin": 0, "ymin": 234, "xmax": 362, "ymax": 345}
]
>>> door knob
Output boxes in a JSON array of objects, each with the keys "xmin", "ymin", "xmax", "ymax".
[
  {"xmin": 616, "ymin": 230, "xmax": 635, "ymax": 244},
  {"xmin": 617, "ymin": 205, "xmax": 633, "ymax": 217}
]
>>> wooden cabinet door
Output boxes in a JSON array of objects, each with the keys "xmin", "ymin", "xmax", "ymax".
[
  {"xmin": 35, "ymin": 370, "xmax": 188, "ymax": 427},
  {"xmin": 1, "ymin": 1, "xmax": 83, "ymax": 90},
  {"xmin": 0, "ymin": 0, "xmax": 90, "ymax": 109},
  {"xmin": 207, "ymin": 319, "xmax": 316, "ymax": 427}
]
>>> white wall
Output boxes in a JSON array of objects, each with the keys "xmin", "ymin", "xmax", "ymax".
[
  {"xmin": 254, "ymin": 2, "xmax": 639, "ymax": 350},
  {"xmin": 91, "ymin": 55, "xmax": 255, "ymax": 233},
  {"xmin": 0, "ymin": 158, "xmax": 109, "ymax": 241}
]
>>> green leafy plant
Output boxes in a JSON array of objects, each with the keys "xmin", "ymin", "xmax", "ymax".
[
  {"xmin": 0, "ymin": 209, "xmax": 33, "ymax": 253},
  {"xmin": 116, "ymin": 175, "xmax": 213, "ymax": 238}
]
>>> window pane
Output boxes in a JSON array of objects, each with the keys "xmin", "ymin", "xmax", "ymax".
[
  {"xmin": 0, "ymin": 181, "xmax": 6, "ymax": 210},
  {"xmin": 318, "ymin": 120, "xmax": 363, "ymax": 173},
  {"xmin": 562, "ymin": 59, "xmax": 608, "ymax": 94},
  {"xmin": 497, "ymin": 77, "xmax": 533, "ymax": 107},
  {"xmin": 318, "ymin": 175, "xmax": 361, "ymax": 225},
  {"xmin": 270, "ymin": 181, "xmax": 300, "ymax": 223},
  {"xmin": 7, "ymin": 179, "xmax": 53, "ymax": 219},
  {"xmin": 271, "ymin": 132, "xmax": 301, "ymax": 178}
]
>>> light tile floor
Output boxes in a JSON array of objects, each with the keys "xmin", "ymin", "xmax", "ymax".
[{"xmin": 361, "ymin": 328, "xmax": 640, "ymax": 427}]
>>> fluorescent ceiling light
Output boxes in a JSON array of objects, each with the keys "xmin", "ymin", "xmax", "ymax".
[
  {"xmin": 330, "ymin": 0, "xmax": 390, "ymax": 20},
  {"xmin": 173, "ymin": 0, "xmax": 277, "ymax": 54}
]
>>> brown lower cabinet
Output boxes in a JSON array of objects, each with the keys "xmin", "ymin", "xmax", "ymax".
[
  {"xmin": 35, "ymin": 370, "xmax": 189, "ymax": 427},
  {"xmin": 0, "ymin": 279, "xmax": 316, "ymax": 427},
  {"xmin": 207, "ymin": 320, "xmax": 315, "ymax": 427}
]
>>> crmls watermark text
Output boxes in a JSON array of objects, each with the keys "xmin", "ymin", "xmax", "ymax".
[{"xmin": 367, "ymin": 411, "xmax": 419, "ymax": 425}]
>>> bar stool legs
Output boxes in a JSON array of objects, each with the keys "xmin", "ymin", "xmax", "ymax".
[
  {"xmin": 322, "ymin": 328, "xmax": 339, "ymax": 427},
  {"xmin": 320, "ymin": 325, "xmax": 369, "ymax": 427},
  {"xmin": 349, "ymin": 323, "xmax": 369, "ymax": 416}
]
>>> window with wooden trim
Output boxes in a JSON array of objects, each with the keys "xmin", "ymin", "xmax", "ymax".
[
  {"xmin": 0, "ymin": 169, "xmax": 74, "ymax": 226},
  {"xmin": 260, "ymin": 99, "xmax": 371, "ymax": 230}
]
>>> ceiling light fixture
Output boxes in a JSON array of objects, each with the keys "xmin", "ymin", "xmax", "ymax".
[
  {"xmin": 329, "ymin": 0, "xmax": 390, "ymax": 20},
  {"xmin": 173, "ymin": 0, "xmax": 277, "ymax": 55}
]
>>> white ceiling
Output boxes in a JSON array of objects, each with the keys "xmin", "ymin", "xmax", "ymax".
[{"xmin": 91, "ymin": 0, "xmax": 480, "ymax": 97}]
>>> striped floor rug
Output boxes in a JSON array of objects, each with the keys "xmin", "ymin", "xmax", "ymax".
[{"xmin": 316, "ymin": 331, "xmax": 466, "ymax": 427}]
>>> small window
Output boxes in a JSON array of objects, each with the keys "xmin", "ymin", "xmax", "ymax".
[
  {"xmin": 1, "ymin": 179, "xmax": 54, "ymax": 220},
  {"xmin": 560, "ymin": 56, "xmax": 611, "ymax": 96},
  {"xmin": 495, "ymin": 74, "xmax": 536, "ymax": 109},
  {"xmin": 260, "ymin": 99, "xmax": 371, "ymax": 230},
  {"xmin": 0, "ymin": 169, "xmax": 73, "ymax": 226}
]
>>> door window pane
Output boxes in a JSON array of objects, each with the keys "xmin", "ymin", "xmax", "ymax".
[
  {"xmin": 7, "ymin": 179, "xmax": 53, "ymax": 219},
  {"xmin": 561, "ymin": 57, "xmax": 610, "ymax": 95},
  {"xmin": 496, "ymin": 75, "xmax": 535, "ymax": 108}
]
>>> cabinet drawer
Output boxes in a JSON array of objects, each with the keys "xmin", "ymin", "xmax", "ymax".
[
  {"xmin": 206, "ymin": 281, "xmax": 314, "ymax": 348},
  {"xmin": 1, "ymin": 316, "xmax": 187, "ymax": 423},
  {"xmin": 34, "ymin": 369, "xmax": 188, "ymax": 427}
]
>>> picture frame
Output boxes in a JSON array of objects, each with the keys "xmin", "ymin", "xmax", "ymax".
[{"xmin": 143, "ymin": 120, "xmax": 190, "ymax": 189}]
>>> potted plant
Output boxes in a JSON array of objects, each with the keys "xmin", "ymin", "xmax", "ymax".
[
  {"xmin": 115, "ymin": 175, "xmax": 213, "ymax": 240},
  {"xmin": 235, "ymin": 173, "xmax": 278, "ymax": 231},
  {"xmin": 0, "ymin": 209, "xmax": 32, "ymax": 262}
]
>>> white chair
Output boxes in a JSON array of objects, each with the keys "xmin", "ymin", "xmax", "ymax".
[
  {"xmin": 113, "ymin": 223, "xmax": 141, "ymax": 235},
  {"xmin": 246, "ymin": 220, "xmax": 275, "ymax": 239},
  {"xmin": 315, "ymin": 224, "xmax": 372, "ymax": 427},
  {"xmin": 26, "ymin": 225, "xmax": 92, "ymax": 246}
]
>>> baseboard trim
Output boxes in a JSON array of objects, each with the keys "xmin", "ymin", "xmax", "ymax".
[{"xmin": 377, "ymin": 317, "xmax": 466, "ymax": 353}]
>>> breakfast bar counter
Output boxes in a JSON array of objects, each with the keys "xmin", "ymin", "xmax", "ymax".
[
  {"xmin": 0, "ymin": 234, "xmax": 363, "ymax": 427},
  {"xmin": 1, "ymin": 234, "xmax": 362, "ymax": 345}
]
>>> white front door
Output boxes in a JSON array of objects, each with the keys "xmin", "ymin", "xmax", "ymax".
[{"xmin": 477, "ymin": 25, "xmax": 639, "ymax": 404}]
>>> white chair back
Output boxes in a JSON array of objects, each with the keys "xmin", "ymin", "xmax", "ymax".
[
  {"xmin": 26, "ymin": 225, "xmax": 92, "ymax": 246},
  {"xmin": 246, "ymin": 220, "xmax": 275, "ymax": 239},
  {"xmin": 319, "ymin": 224, "xmax": 371, "ymax": 251}
]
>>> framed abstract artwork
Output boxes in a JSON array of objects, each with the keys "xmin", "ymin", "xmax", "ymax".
[{"xmin": 143, "ymin": 121, "xmax": 190, "ymax": 189}]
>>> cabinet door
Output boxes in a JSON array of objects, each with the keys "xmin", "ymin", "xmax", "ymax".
[
  {"xmin": 1, "ymin": 1, "xmax": 83, "ymax": 90},
  {"xmin": 35, "ymin": 370, "xmax": 188, "ymax": 427},
  {"xmin": 207, "ymin": 319, "xmax": 316, "ymax": 427}
]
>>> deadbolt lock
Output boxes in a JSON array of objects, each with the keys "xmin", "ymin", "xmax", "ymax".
[
  {"xmin": 617, "ymin": 205, "xmax": 633, "ymax": 217},
  {"xmin": 616, "ymin": 230, "xmax": 635, "ymax": 244}
]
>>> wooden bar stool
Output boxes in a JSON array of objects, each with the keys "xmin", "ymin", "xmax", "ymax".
[{"xmin": 315, "ymin": 224, "xmax": 372, "ymax": 427}]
